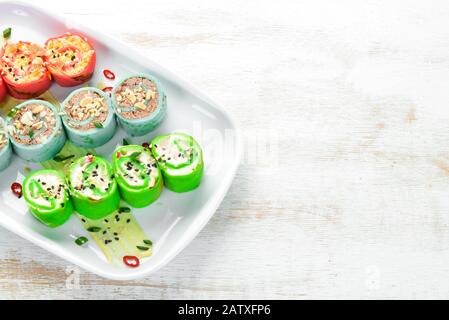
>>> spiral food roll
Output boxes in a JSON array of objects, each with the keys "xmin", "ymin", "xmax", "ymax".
[
  {"xmin": 151, "ymin": 133, "xmax": 204, "ymax": 193},
  {"xmin": 6, "ymin": 100, "xmax": 66, "ymax": 162},
  {"xmin": 112, "ymin": 145, "xmax": 163, "ymax": 208},
  {"xmin": 61, "ymin": 87, "xmax": 116, "ymax": 148},
  {"xmin": 1, "ymin": 41, "xmax": 52, "ymax": 99},
  {"xmin": 68, "ymin": 154, "xmax": 120, "ymax": 219},
  {"xmin": 44, "ymin": 33, "xmax": 96, "ymax": 87},
  {"xmin": 0, "ymin": 77, "xmax": 7, "ymax": 102},
  {"xmin": 23, "ymin": 169, "xmax": 74, "ymax": 227},
  {"xmin": 112, "ymin": 74, "xmax": 166, "ymax": 136}
]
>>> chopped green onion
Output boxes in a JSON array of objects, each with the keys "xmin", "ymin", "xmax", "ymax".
[
  {"xmin": 7, "ymin": 108, "xmax": 17, "ymax": 118},
  {"xmin": 129, "ymin": 151, "xmax": 141, "ymax": 160},
  {"xmin": 87, "ymin": 226, "xmax": 101, "ymax": 232},
  {"xmin": 94, "ymin": 122, "xmax": 104, "ymax": 129},
  {"xmin": 118, "ymin": 207, "xmax": 131, "ymax": 213},
  {"xmin": 53, "ymin": 154, "xmax": 75, "ymax": 162},
  {"xmin": 143, "ymin": 239, "xmax": 153, "ymax": 246},
  {"xmin": 75, "ymin": 236, "xmax": 88, "ymax": 246},
  {"xmin": 3, "ymin": 27, "xmax": 11, "ymax": 39},
  {"xmin": 136, "ymin": 246, "xmax": 150, "ymax": 251},
  {"xmin": 123, "ymin": 138, "xmax": 130, "ymax": 145},
  {"xmin": 29, "ymin": 130, "xmax": 34, "ymax": 139}
]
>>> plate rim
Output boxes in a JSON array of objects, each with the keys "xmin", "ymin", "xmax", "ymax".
[{"xmin": 0, "ymin": 0, "xmax": 243, "ymax": 280}]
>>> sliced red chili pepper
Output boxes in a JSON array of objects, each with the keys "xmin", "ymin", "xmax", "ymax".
[
  {"xmin": 102, "ymin": 86, "xmax": 113, "ymax": 93},
  {"xmin": 123, "ymin": 255, "xmax": 140, "ymax": 268},
  {"xmin": 141, "ymin": 142, "xmax": 150, "ymax": 149},
  {"xmin": 11, "ymin": 182, "xmax": 22, "ymax": 198},
  {"xmin": 85, "ymin": 154, "xmax": 94, "ymax": 164},
  {"xmin": 103, "ymin": 69, "xmax": 115, "ymax": 80}
]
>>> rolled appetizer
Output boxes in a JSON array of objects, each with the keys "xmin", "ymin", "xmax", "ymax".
[
  {"xmin": 0, "ymin": 118, "xmax": 12, "ymax": 171},
  {"xmin": 0, "ymin": 41, "xmax": 52, "ymax": 99},
  {"xmin": 0, "ymin": 77, "xmax": 6, "ymax": 102},
  {"xmin": 6, "ymin": 100, "xmax": 66, "ymax": 162},
  {"xmin": 45, "ymin": 33, "xmax": 96, "ymax": 87},
  {"xmin": 150, "ymin": 133, "xmax": 204, "ymax": 193},
  {"xmin": 112, "ymin": 145, "xmax": 163, "ymax": 208},
  {"xmin": 68, "ymin": 154, "xmax": 120, "ymax": 219},
  {"xmin": 23, "ymin": 169, "xmax": 73, "ymax": 227},
  {"xmin": 112, "ymin": 74, "xmax": 166, "ymax": 136},
  {"xmin": 61, "ymin": 87, "xmax": 116, "ymax": 148}
]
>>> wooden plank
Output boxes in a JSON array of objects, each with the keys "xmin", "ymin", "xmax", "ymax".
[{"xmin": 3, "ymin": 0, "xmax": 449, "ymax": 299}]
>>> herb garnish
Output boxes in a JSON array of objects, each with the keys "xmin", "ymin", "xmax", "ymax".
[
  {"xmin": 143, "ymin": 239, "xmax": 153, "ymax": 246},
  {"xmin": 118, "ymin": 207, "xmax": 131, "ymax": 213},
  {"xmin": 123, "ymin": 138, "xmax": 130, "ymax": 145},
  {"xmin": 94, "ymin": 122, "xmax": 104, "ymax": 129},
  {"xmin": 136, "ymin": 246, "xmax": 150, "ymax": 251},
  {"xmin": 75, "ymin": 236, "xmax": 88, "ymax": 246},
  {"xmin": 53, "ymin": 154, "xmax": 75, "ymax": 162},
  {"xmin": 3, "ymin": 27, "xmax": 11, "ymax": 39},
  {"xmin": 87, "ymin": 226, "xmax": 101, "ymax": 232}
]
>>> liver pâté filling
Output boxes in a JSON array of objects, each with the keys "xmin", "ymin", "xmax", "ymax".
[
  {"xmin": 10, "ymin": 103, "xmax": 56, "ymax": 144},
  {"xmin": 114, "ymin": 77, "xmax": 159, "ymax": 119},
  {"xmin": 64, "ymin": 90, "xmax": 108, "ymax": 130}
]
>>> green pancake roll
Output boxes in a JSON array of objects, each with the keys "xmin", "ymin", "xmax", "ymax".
[
  {"xmin": 150, "ymin": 133, "xmax": 204, "ymax": 193},
  {"xmin": 23, "ymin": 169, "xmax": 73, "ymax": 227},
  {"xmin": 68, "ymin": 154, "xmax": 120, "ymax": 219},
  {"xmin": 112, "ymin": 145, "xmax": 163, "ymax": 208}
]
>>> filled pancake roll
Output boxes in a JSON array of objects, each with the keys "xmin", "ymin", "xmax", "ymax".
[
  {"xmin": 0, "ymin": 118, "xmax": 12, "ymax": 171},
  {"xmin": 44, "ymin": 33, "xmax": 96, "ymax": 87},
  {"xmin": 23, "ymin": 169, "xmax": 74, "ymax": 227},
  {"xmin": 150, "ymin": 133, "xmax": 204, "ymax": 193},
  {"xmin": 0, "ymin": 77, "xmax": 7, "ymax": 102},
  {"xmin": 68, "ymin": 154, "xmax": 120, "ymax": 219},
  {"xmin": 0, "ymin": 41, "xmax": 51, "ymax": 99},
  {"xmin": 61, "ymin": 87, "xmax": 116, "ymax": 148},
  {"xmin": 112, "ymin": 145, "xmax": 163, "ymax": 208},
  {"xmin": 6, "ymin": 100, "xmax": 66, "ymax": 162},
  {"xmin": 112, "ymin": 74, "xmax": 166, "ymax": 136}
]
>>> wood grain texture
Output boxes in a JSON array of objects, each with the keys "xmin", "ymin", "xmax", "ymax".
[{"xmin": 2, "ymin": 0, "xmax": 449, "ymax": 299}]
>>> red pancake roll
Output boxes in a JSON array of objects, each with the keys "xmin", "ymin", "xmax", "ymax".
[
  {"xmin": 0, "ymin": 77, "xmax": 6, "ymax": 102},
  {"xmin": 0, "ymin": 41, "xmax": 51, "ymax": 99},
  {"xmin": 45, "ymin": 33, "xmax": 96, "ymax": 87}
]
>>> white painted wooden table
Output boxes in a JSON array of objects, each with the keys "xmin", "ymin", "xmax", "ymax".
[{"xmin": 2, "ymin": 0, "xmax": 449, "ymax": 299}]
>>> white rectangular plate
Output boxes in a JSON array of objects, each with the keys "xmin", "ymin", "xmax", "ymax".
[{"xmin": 0, "ymin": 1, "xmax": 241, "ymax": 280}]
